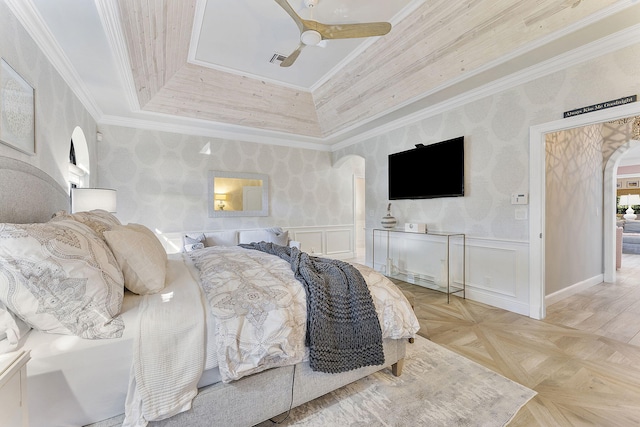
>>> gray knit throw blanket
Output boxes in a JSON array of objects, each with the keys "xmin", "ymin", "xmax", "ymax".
[{"xmin": 239, "ymin": 242, "xmax": 384, "ymax": 373}]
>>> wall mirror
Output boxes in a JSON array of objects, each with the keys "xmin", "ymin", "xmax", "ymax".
[{"xmin": 208, "ymin": 170, "xmax": 269, "ymax": 217}]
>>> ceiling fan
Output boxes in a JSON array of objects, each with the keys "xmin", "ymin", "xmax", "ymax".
[{"xmin": 274, "ymin": 0, "xmax": 392, "ymax": 67}]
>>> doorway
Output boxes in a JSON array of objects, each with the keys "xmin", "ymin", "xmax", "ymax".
[
  {"xmin": 354, "ymin": 175, "xmax": 365, "ymax": 262},
  {"xmin": 530, "ymin": 102, "xmax": 640, "ymax": 320}
]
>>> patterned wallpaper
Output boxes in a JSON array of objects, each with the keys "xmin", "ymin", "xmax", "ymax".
[
  {"xmin": 96, "ymin": 125, "xmax": 364, "ymax": 234},
  {"xmin": 545, "ymin": 124, "xmax": 603, "ymax": 295},
  {"xmin": 333, "ymin": 44, "xmax": 640, "ymax": 245},
  {"xmin": 0, "ymin": 1, "xmax": 97, "ymax": 190}
]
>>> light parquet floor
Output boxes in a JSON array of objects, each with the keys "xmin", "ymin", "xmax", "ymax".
[{"xmin": 390, "ymin": 254, "xmax": 640, "ymax": 426}]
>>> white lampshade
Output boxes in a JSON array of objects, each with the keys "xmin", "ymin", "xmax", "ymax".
[
  {"xmin": 71, "ymin": 188, "xmax": 117, "ymax": 213},
  {"xmin": 619, "ymin": 194, "xmax": 640, "ymax": 207}
]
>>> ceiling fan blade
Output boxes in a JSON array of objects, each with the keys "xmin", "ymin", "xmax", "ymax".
[
  {"xmin": 314, "ymin": 21, "xmax": 392, "ymax": 39},
  {"xmin": 273, "ymin": 0, "xmax": 305, "ymax": 32},
  {"xmin": 280, "ymin": 43, "xmax": 305, "ymax": 67}
]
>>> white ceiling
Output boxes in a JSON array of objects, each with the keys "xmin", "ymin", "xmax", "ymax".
[
  {"xmin": 193, "ymin": 0, "xmax": 415, "ymax": 88},
  {"xmin": 9, "ymin": 0, "xmax": 640, "ymax": 150}
]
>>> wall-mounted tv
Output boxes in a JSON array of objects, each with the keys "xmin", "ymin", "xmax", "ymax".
[{"xmin": 388, "ymin": 136, "xmax": 464, "ymax": 200}]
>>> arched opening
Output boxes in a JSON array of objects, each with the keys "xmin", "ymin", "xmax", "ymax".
[
  {"xmin": 604, "ymin": 138, "xmax": 640, "ymax": 282},
  {"xmin": 68, "ymin": 126, "xmax": 90, "ymax": 188}
]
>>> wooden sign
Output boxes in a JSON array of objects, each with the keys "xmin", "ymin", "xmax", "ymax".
[{"xmin": 564, "ymin": 95, "xmax": 637, "ymax": 118}]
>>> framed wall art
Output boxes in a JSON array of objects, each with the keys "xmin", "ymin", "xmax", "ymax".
[
  {"xmin": 627, "ymin": 179, "xmax": 640, "ymax": 189},
  {"xmin": 0, "ymin": 58, "xmax": 35, "ymax": 155}
]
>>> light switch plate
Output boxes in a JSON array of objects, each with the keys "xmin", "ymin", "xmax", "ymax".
[{"xmin": 511, "ymin": 193, "xmax": 528, "ymax": 205}]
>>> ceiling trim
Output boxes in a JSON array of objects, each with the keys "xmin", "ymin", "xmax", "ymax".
[
  {"xmin": 187, "ymin": 59, "xmax": 310, "ymax": 93},
  {"xmin": 6, "ymin": 0, "xmax": 103, "ymax": 122},
  {"xmin": 98, "ymin": 113, "xmax": 332, "ymax": 152},
  {"xmin": 95, "ymin": 0, "xmax": 140, "ymax": 112}
]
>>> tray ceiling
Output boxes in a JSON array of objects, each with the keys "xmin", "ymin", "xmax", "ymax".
[{"xmin": 16, "ymin": 0, "xmax": 640, "ymax": 148}]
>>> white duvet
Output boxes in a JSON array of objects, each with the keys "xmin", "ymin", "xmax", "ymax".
[{"xmin": 124, "ymin": 247, "xmax": 419, "ymax": 426}]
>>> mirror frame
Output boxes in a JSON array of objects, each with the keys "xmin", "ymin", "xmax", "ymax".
[{"xmin": 208, "ymin": 170, "xmax": 269, "ymax": 217}]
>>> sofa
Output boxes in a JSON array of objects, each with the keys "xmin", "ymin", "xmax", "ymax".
[
  {"xmin": 618, "ymin": 219, "xmax": 640, "ymax": 254},
  {"xmin": 182, "ymin": 227, "xmax": 300, "ymax": 252}
]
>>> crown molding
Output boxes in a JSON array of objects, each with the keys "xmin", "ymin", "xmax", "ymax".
[
  {"xmin": 94, "ymin": 0, "xmax": 140, "ymax": 112},
  {"xmin": 99, "ymin": 113, "xmax": 332, "ymax": 152},
  {"xmin": 5, "ymin": 0, "xmax": 103, "ymax": 122}
]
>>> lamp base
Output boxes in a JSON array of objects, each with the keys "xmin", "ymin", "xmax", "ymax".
[{"xmin": 624, "ymin": 207, "xmax": 637, "ymax": 221}]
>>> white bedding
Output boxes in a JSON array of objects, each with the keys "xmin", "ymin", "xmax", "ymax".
[
  {"xmin": 18, "ymin": 247, "xmax": 418, "ymax": 427},
  {"xmin": 125, "ymin": 247, "xmax": 420, "ymax": 426},
  {"xmin": 23, "ymin": 291, "xmax": 142, "ymax": 427},
  {"xmin": 20, "ymin": 256, "xmax": 220, "ymax": 427}
]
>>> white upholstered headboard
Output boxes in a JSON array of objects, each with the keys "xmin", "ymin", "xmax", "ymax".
[{"xmin": 0, "ymin": 156, "xmax": 70, "ymax": 223}]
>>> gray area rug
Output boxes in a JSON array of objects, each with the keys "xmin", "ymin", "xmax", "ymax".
[{"xmin": 259, "ymin": 335, "xmax": 536, "ymax": 427}]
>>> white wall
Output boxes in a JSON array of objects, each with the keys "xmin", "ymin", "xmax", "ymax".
[
  {"xmin": 0, "ymin": 1, "xmax": 98, "ymax": 191},
  {"xmin": 333, "ymin": 43, "xmax": 640, "ymax": 315}
]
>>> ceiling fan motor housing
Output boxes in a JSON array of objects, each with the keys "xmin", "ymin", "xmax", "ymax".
[{"xmin": 301, "ymin": 30, "xmax": 322, "ymax": 45}]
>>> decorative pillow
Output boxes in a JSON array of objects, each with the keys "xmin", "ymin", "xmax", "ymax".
[
  {"xmin": 104, "ymin": 224, "xmax": 167, "ymax": 295},
  {"xmin": 0, "ymin": 301, "xmax": 31, "ymax": 354},
  {"xmin": 267, "ymin": 227, "xmax": 289, "ymax": 246},
  {"xmin": 0, "ymin": 220, "xmax": 124, "ymax": 339},
  {"xmin": 184, "ymin": 233, "xmax": 206, "ymax": 252},
  {"xmin": 50, "ymin": 209, "xmax": 122, "ymax": 241}
]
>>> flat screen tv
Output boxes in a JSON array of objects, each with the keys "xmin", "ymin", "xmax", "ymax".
[{"xmin": 388, "ymin": 136, "xmax": 464, "ymax": 200}]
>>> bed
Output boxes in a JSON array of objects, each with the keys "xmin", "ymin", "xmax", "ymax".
[{"xmin": 0, "ymin": 156, "xmax": 419, "ymax": 427}]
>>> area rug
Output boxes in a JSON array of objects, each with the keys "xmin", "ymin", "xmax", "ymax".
[{"xmin": 259, "ymin": 335, "xmax": 536, "ymax": 427}]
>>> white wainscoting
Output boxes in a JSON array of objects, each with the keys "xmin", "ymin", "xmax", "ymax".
[
  {"xmin": 157, "ymin": 225, "xmax": 355, "ymax": 259},
  {"xmin": 368, "ymin": 229, "xmax": 530, "ymax": 316},
  {"xmin": 289, "ymin": 225, "xmax": 354, "ymax": 259}
]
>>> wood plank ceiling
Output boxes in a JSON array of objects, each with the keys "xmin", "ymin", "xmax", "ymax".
[{"xmin": 117, "ymin": 0, "xmax": 620, "ymax": 139}]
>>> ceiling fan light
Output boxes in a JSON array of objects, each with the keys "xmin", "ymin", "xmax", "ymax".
[{"xmin": 300, "ymin": 30, "xmax": 322, "ymax": 46}]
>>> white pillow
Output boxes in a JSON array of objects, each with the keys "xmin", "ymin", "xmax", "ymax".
[
  {"xmin": 50, "ymin": 209, "xmax": 122, "ymax": 241},
  {"xmin": 0, "ymin": 220, "xmax": 125, "ymax": 338},
  {"xmin": 104, "ymin": 224, "xmax": 167, "ymax": 295}
]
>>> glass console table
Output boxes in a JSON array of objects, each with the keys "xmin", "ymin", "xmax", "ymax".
[{"xmin": 372, "ymin": 228, "xmax": 465, "ymax": 303}]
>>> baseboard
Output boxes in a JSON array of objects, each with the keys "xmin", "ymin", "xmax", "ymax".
[
  {"xmin": 545, "ymin": 274, "xmax": 603, "ymax": 306},
  {"xmin": 465, "ymin": 288, "xmax": 530, "ymax": 316}
]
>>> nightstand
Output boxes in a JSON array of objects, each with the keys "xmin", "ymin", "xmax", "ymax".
[{"xmin": 0, "ymin": 350, "xmax": 30, "ymax": 427}]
